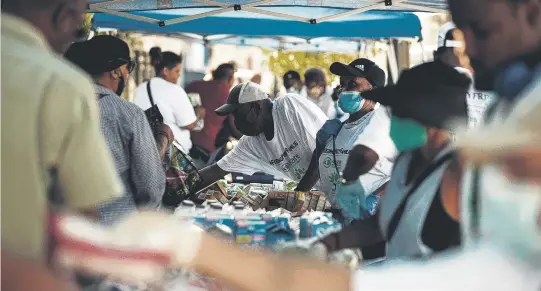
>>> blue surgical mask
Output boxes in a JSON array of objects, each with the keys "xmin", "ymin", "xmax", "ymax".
[
  {"xmin": 390, "ymin": 116, "xmax": 427, "ymax": 152},
  {"xmin": 338, "ymin": 91, "xmax": 365, "ymax": 113}
]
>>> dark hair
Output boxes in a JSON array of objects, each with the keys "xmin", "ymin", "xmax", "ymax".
[
  {"xmin": 283, "ymin": 70, "xmax": 301, "ymax": 89},
  {"xmin": 213, "ymin": 63, "xmax": 235, "ymax": 81},
  {"xmin": 304, "ymin": 68, "xmax": 327, "ymax": 86},
  {"xmin": 150, "ymin": 48, "xmax": 183, "ymax": 74}
]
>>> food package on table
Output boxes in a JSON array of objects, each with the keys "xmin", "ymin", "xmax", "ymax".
[
  {"xmin": 196, "ymin": 182, "xmax": 229, "ymax": 203},
  {"xmin": 265, "ymin": 191, "xmax": 327, "ymax": 213},
  {"xmin": 299, "ymin": 212, "xmax": 341, "ymax": 239}
]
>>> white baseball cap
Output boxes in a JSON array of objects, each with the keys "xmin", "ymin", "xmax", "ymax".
[
  {"xmin": 437, "ymin": 22, "xmax": 464, "ymax": 49},
  {"xmin": 215, "ymin": 82, "xmax": 269, "ymax": 116}
]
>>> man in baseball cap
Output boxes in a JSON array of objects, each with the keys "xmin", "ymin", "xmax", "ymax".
[
  {"xmin": 197, "ymin": 82, "xmax": 327, "ymax": 190},
  {"xmin": 330, "ymin": 58, "xmax": 386, "ymax": 88},
  {"xmin": 296, "ymin": 58, "xmax": 396, "ymax": 237}
]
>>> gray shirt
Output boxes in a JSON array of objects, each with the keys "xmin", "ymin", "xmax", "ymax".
[{"xmin": 94, "ymin": 85, "xmax": 165, "ymax": 224}]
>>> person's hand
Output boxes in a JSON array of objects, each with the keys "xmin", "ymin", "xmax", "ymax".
[
  {"xmin": 52, "ymin": 212, "xmax": 204, "ymax": 286},
  {"xmin": 316, "ymin": 119, "xmax": 342, "ymax": 146},
  {"xmin": 196, "ymin": 107, "xmax": 206, "ymax": 119},
  {"xmin": 335, "ymin": 180, "xmax": 368, "ymax": 221}
]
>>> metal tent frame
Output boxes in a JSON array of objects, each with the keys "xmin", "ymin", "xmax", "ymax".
[{"xmin": 89, "ymin": 0, "xmax": 446, "ymax": 26}]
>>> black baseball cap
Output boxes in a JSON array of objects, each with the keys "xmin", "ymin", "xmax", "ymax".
[
  {"xmin": 362, "ymin": 60, "xmax": 471, "ymax": 129},
  {"xmin": 330, "ymin": 58, "xmax": 386, "ymax": 88},
  {"xmin": 215, "ymin": 82, "xmax": 268, "ymax": 116},
  {"xmin": 66, "ymin": 35, "xmax": 133, "ymax": 75}
]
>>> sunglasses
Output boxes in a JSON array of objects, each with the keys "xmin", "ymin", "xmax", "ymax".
[
  {"xmin": 339, "ymin": 78, "xmax": 357, "ymax": 91},
  {"xmin": 109, "ymin": 58, "xmax": 136, "ymax": 73}
]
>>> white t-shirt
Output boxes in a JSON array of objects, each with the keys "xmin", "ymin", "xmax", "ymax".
[
  {"xmin": 352, "ymin": 245, "xmax": 541, "ymax": 291},
  {"xmin": 454, "ymin": 67, "xmax": 495, "ymax": 127},
  {"xmin": 301, "ymin": 86, "xmax": 337, "ymax": 119},
  {"xmin": 318, "ymin": 105, "xmax": 397, "ymax": 207},
  {"xmin": 217, "ymin": 94, "xmax": 327, "ymax": 181},
  {"xmin": 133, "ymin": 77, "xmax": 197, "ymax": 151}
]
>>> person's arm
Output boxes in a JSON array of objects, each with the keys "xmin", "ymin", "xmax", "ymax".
[
  {"xmin": 296, "ymin": 149, "xmax": 321, "ymax": 191},
  {"xmin": 2, "ymin": 251, "xmax": 78, "ymax": 291},
  {"xmin": 441, "ymin": 157, "xmax": 463, "ymax": 221},
  {"xmin": 194, "ymin": 235, "xmax": 352, "ymax": 291},
  {"xmin": 341, "ymin": 145, "xmax": 379, "ymax": 182},
  {"xmin": 343, "ymin": 108, "xmax": 397, "ymax": 182},
  {"xmin": 196, "ymin": 163, "xmax": 229, "ymax": 192},
  {"xmin": 154, "ymin": 124, "xmax": 175, "ymax": 161},
  {"xmin": 129, "ymin": 109, "xmax": 166, "ymax": 207},
  {"xmin": 318, "ymin": 214, "xmax": 384, "ymax": 252}
]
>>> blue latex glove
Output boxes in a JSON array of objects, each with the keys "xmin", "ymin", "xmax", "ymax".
[
  {"xmin": 335, "ymin": 180, "xmax": 368, "ymax": 221},
  {"xmin": 316, "ymin": 119, "xmax": 343, "ymax": 146},
  {"xmin": 365, "ymin": 193, "xmax": 380, "ymax": 216}
]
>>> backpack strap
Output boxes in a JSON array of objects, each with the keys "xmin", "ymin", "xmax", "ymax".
[{"xmin": 147, "ymin": 80, "xmax": 155, "ymax": 106}]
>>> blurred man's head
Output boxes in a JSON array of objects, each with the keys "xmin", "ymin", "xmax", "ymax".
[
  {"xmin": 215, "ymin": 82, "xmax": 272, "ymax": 136},
  {"xmin": 283, "ymin": 70, "xmax": 303, "ymax": 93},
  {"xmin": 213, "ymin": 63, "xmax": 236, "ymax": 88},
  {"xmin": 304, "ymin": 68, "xmax": 327, "ymax": 100},
  {"xmin": 3, "ymin": 0, "xmax": 88, "ymax": 54},
  {"xmin": 65, "ymin": 35, "xmax": 135, "ymax": 96},
  {"xmin": 449, "ymin": 0, "xmax": 541, "ymax": 90}
]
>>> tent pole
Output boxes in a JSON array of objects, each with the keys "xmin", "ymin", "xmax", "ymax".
[
  {"xmin": 394, "ymin": 3, "xmax": 448, "ymax": 13},
  {"xmin": 386, "ymin": 40, "xmax": 399, "ymax": 84},
  {"xmin": 90, "ymin": 5, "xmax": 161, "ymax": 24},
  {"xmin": 314, "ymin": 0, "xmax": 407, "ymax": 23}
]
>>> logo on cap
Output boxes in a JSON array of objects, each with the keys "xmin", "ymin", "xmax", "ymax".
[{"xmin": 356, "ymin": 65, "xmax": 364, "ymax": 71}]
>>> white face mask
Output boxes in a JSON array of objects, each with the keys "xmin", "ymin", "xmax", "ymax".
[{"xmin": 465, "ymin": 166, "xmax": 541, "ymax": 264}]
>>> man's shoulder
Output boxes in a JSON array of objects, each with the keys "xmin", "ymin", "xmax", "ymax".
[{"xmin": 10, "ymin": 50, "xmax": 95, "ymax": 103}]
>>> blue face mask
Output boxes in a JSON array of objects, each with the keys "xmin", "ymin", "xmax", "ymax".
[
  {"xmin": 338, "ymin": 91, "xmax": 365, "ymax": 113},
  {"xmin": 389, "ymin": 116, "xmax": 427, "ymax": 152}
]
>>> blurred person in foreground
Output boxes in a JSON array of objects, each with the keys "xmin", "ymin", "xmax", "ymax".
[
  {"xmin": 186, "ymin": 63, "xmax": 236, "ymax": 153},
  {"xmin": 301, "ymin": 67, "xmax": 336, "ymax": 118},
  {"xmin": 1, "ymin": 0, "xmax": 123, "ymax": 266},
  {"xmin": 447, "ymin": 0, "xmax": 541, "ymax": 263},
  {"xmin": 196, "ymin": 82, "xmax": 327, "ymax": 190},
  {"xmin": 296, "ymin": 59, "xmax": 395, "ymax": 228},
  {"xmin": 65, "ymin": 36, "xmax": 165, "ymax": 225},
  {"xmin": 283, "ymin": 70, "xmax": 303, "ymax": 94}
]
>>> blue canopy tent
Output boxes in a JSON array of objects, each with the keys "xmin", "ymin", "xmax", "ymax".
[
  {"xmin": 92, "ymin": 7, "xmax": 423, "ymax": 39},
  {"xmin": 89, "ymin": 0, "xmax": 446, "ymax": 81}
]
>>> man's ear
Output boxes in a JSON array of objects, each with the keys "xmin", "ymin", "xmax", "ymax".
[{"xmin": 111, "ymin": 69, "xmax": 122, "ymax": 80}]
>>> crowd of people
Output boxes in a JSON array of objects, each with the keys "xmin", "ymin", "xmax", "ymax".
[{"xmin": 2, "ymin": 0, "xmax": 541, "ymax": 290}]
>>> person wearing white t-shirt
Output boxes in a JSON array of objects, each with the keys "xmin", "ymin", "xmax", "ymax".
[
  {"xmin": 195, "ymin": 82, "xmax": 327, "ymax": 191},
  {"xmin": 296, "ymin": 59, "xmax": 396, "ymax": 225},
  {"xmin": 301, "ymin": 67, "xmax": 337, "ymax": 118},
  {"xmin": 133, "ymin": 50, "xmax": 204, "ymax": 151}
]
